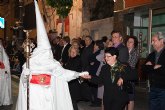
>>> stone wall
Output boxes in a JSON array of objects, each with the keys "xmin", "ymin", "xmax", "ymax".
[
  {"xmin": 82, "ymin": 17, "xmax": 114, "ymax": 40},
  {"xmin": 82, "ymin": 0, "xmax": 114, "ymax": 22},
  {"xmin": 69, "ymin": 0, "xmax": 83, "ymax": 39}
]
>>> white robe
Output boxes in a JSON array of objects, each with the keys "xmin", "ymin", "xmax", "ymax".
[
  {"xmin": 15, "ymin": 0, "xmax": 85, "ymax": 109},
  {"xmin": 0, "ymin": 45, "xmax": 12, "ymax": 106},
  {"xmin": 16, "ymin": 53, "xmax": 80, "ymax": 110}
]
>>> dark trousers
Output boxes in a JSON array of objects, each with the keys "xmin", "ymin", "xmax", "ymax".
[
  {"xmin": 80, "ymin": 81, "xmax": 92, "ymax": 101},
  {"xmin": 149, "ymin": 87, "xmax": 165, "ymax": 110},
  {"xmin": 90, "ymin": 84, "xmax": 98, "ymax": 103}
]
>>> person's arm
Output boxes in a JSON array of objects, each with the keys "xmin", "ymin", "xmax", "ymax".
[
  {"xmin": 81, "ymin": 66, "xmax": 105, "ymax": 85},
  {"xmin": 52, "ymin": 61, "xmax": 80, "ymax": 82},
  {"xmin": 90, "ymin": 75, "xmax": 103, "ymax": 85},
  {"xmin": 141, "ymin": 54, "xmax": 155, "ymax": 74},
  {"xmin": 153, "ymin": 64, "xmax": 165, "ymax": 76}
]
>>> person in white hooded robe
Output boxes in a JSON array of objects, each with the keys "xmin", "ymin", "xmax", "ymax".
[
  {"xmin": 0, "ymin": 40, "xmax": 12, "ymax": 106},
  {"xmin": 15, "ymin": 1, "xmax": 88, "ymax": 110}
]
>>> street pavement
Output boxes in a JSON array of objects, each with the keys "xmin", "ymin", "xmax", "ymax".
[{"xmin": 0, "ymin": 75, "xmax": 148, "ymax": 110}]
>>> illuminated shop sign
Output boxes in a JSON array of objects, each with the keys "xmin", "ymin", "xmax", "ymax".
[{"xmin": 0, "ymin": 17, "xmax": 5, "ymax": 28}]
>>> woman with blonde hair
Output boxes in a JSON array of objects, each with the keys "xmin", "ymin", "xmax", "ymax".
[{"xmin": 65, "ymin": 46, "xmax": 82, "ymax": 110}]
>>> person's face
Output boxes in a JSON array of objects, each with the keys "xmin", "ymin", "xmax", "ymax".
[
  {"xmin": 106, "ymin": 40, "xmax": 113, "ymax": 47},
  {"xmin": 151, "ymin": 35, "xmax": 164, "ymax": 51},
  {"xmin": 70, "ymin": 48, "xmax": 77, "ymax": 58},
  {"xmin": 94, "ymin": 44, "xmax": 99, "ymax": 52},
  {"xmin": 55, "ymin": 38, "xmax": 60, "ymax": 43},
  {"xmin": 112, "ymin": 33, "xmax": 122, "ymax": 44},
  {"xmin": 52, "ymin": 39, "xmax": 57, "ymax": 45},
  {"xmin": 72, "ymin": 42, "xmax": 79, "ymax": 49},
  {"xmin": 62, "ymin": 39, "xmax": 67, "ymax": 45},
  {"xmin": 85, "ymin": 37, "xmax": 92, "ymax": 46},
  {"xmin": 59, "ymin": 39, "xmax": 64, "ymax": 46},
  {"xmin": 104, "ymin": 53, "xmax": 117, "ymax": 66},
  {"xmin": 127, "ymin": 38, "xmax": 134, "ymax": 49}
]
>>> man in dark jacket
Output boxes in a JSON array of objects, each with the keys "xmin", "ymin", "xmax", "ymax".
[
  {"xmin": 60, "ymin": 36, "xmax": 71, "ymax": 67},
  {"xmin": 52, "ymin": 36, "xmax": 62, "ymax": 61},
  {"xmin": 111, "ymin": 30, "xmax": 129, "ymax": 63},
  {"xmin": 81, "ymin": 36, "xmax": 94, "ymax": 71},
  {"xmin": 142, "ymin": 32, "xmax": 165, "ymax": 110},
  {"xmin": 80, "ymin": 36, "xmax": 94, "ymax": 102}
]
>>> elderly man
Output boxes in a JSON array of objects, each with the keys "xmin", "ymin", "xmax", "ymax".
[{"xmin": 142, "ymin": 32, "xmax": 165, "ymax": 110}]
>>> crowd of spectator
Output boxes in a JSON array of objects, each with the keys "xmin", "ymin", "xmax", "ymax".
[
  {"xmin": 49, "ymin": 30, "xmax": 139, "ymax": 110},
  {"xmin": 1, "ymin": 30, "xmax": 165, "ymax": 110},
  {"xmin": 1, "ymin": 31, "xmax": 138, "ymax": 110}
]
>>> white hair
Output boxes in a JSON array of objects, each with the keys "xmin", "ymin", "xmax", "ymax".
[{"xmin": 155, "ymin": 32, "xmax": 165, "ymax": 43}]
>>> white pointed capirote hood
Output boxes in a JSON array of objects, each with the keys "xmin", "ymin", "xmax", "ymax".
[
  {"xmin": 34, "ymin": 0, "xmax": 50, "ymax": 49},
  {"xmin": 27, "ymin": 0, "xmax": 58, "ymax": 71}
]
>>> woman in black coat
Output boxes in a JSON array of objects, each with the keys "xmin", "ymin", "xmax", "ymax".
[
  {"xmin": 65, "ymin": 46, "xmax": 82, "ymax": 110},
  {"xmin": 81, "ymin": 47, "xmax": 137, "ymax": 110},
  {"xmin": 89, "ymin": 40, "xmax": 104, "ymax": 106}
]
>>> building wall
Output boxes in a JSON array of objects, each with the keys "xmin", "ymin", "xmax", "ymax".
[
  {"xmin": 82, "ymin": 0, "xmax": 98, "ymax": 22},
  {"xmin": 38, "ymin": 0, "xmax": 58, "ymax": 32},
  {"xmin": 114, "ymin": 0, "xmax": 165, "ymax": 59},
  {"xmin": 32, "ymin": 0, "xmax": 114, "ymax": 40},
  {"xmin": 69, "ymin": 0, "xmax": 82, "ymax": 39},
  {"xmin": 35, "ymin": 0, "xmax": 83, "ymax": 39},
  {"xmin": 113, "ymin": 0, "xmax": 165, "ymax": 36},
  {"xmin": 82, "ymin": 0, "xmax": 114, "ymax": 22},
  {"xmin": 81, "ymin": 0, "xmax": 114, "ymax": 40},
  {"xmin": 82, "ymin": 17, "xmax": 114, "ymax": 40},
  {"xmin": 114, "ymin": 0, "xmax": 124, "ymax": 11}
]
